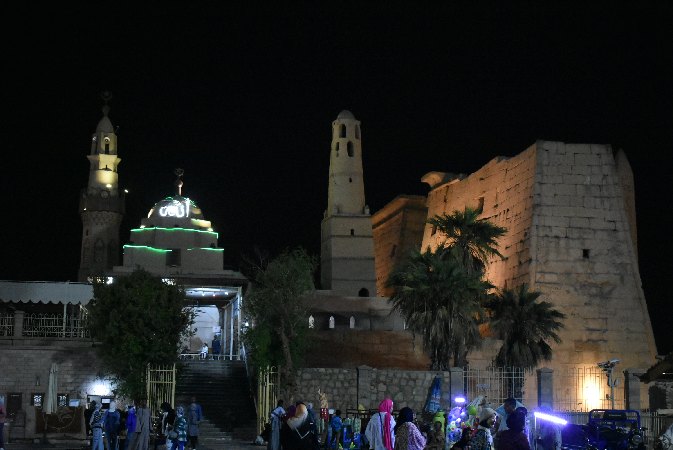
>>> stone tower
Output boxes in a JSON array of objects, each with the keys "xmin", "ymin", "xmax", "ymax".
[
  {"xmin": 320, "ymin": 110, "xmax": 376, "ymax": 296},
  {"xmin": 78, "ymin": 93, "xmax": 125, "ymax": 281}
]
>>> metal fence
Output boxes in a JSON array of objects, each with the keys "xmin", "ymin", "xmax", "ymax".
[
  {"xmin": 554, "ymin": 366, "xmax": 624, "ymax": 411},
  {"xmin": 146, "ymin": 363, "xmax": 176, "ymax": 419},
  {"xmin": 464, "ymin": 366, "xmax": 534, "ymax": 407},
  {"xmin": 22, "ymin": 312, "xmax": 90, "ymax": 338},
  {"xmin": 0, "ymin": 312, "xmax": 13, "ymax": 336},
  {"xmin": 257, "ymin": 366, "xmax": 280, "ymax": 434}
]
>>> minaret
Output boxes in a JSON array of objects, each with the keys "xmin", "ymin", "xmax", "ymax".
[
  {"xmin": 78, "ymin": 92, "xmax": 125, "ymax": 281},
  {"xmin": 320, "ymin": 110, "xmax": 377, "ymax": 296}
]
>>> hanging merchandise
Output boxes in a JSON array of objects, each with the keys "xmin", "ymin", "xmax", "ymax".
[{"xmin": 425, "ymin": 376, "xmax": 442, "ymax": 413}]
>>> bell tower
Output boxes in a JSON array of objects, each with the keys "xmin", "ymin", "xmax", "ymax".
[
  {"xmin": 78, "ymin": 92, "xmax": 125, "ymax": 281},
  {"xmin": 320, "ymin": 110, "xmax": 377, "ymax": 296}
]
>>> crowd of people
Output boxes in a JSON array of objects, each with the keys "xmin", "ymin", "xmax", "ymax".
[
  {"xmin": 263, "ymin": 396, "xmax": 548, "ymax": 450},
  {"xmin": 85, "ymin": 396, "xmax": 203, "ymax": 450}
]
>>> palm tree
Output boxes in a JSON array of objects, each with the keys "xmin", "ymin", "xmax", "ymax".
[
  {"xmin": 488, "ymin": 284, "xmax": 566, "ymax": 369},
  {"xmin": 427, "ymin": 207, "xmax": 507, "ymax": 275},
  {"xmin": 388, "ymin": 250, "xmax": 491, "ymax": 369}
]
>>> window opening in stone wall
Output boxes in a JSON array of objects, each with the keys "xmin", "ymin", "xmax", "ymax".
[
  {"xmin": 390, "ymin": 245, "xmax": 397, "ymax": 257},
  {"xmin": 329, "ymin": 316, "xmax": 335, "ymax": 328},
  {"xmin": 350, "ymin": 316, "xmax": 355, "ymax": 328},
  {"xmin": 358, "ymin": 288, "xmax": 369, "ymax": 297},
  {"xmin": 583, "ymin": 249, "xmax": 590, "ymax": 259},
  {"xmin": 349, "ymin": 177, "xmax": 352, "ymax": 183},
  {"xmin": 477, "ymin": 196, "xmax": 485, "ymax": 213},
  {"xmin": 350, "ymin": 228, "xmax": 355, "ymax": 236},
  {"xmin": 308, "ymin": 315, "xmax": 314, "ymax": 329},
  {"xmin": 340, "ymin": 124, "xmax": 346, "ymax": 137},
  {"xmin": 431, "ymin": 224, "xmax": 437, "ymax": 236},
  {"xmin": 347, "ymin": 141, "xmax": 354, "ymax": 157}
]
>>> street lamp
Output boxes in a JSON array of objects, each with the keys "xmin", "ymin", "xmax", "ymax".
[{"xmin": 597, "ymin": 359, "xmax": 620, "ymax": 409}]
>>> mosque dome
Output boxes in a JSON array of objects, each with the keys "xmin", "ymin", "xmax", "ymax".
[
  {"xmin": 337, "ymin": 110, "xmax": 356, "ymax": 120},
  {"xmin": 147, "ymin": 196, "xmax": 204, "ymax": 220}
]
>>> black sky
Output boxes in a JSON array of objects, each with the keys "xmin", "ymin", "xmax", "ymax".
[{"xmin": 2, "ymin": 5, "xmax": 672, "ymax": 353}]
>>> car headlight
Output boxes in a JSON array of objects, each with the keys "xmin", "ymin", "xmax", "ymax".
[{"xmin": 631, "ymin": 434, "xmax": 643, "ymax": 445}]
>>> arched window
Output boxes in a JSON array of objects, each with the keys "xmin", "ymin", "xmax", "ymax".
[
  {"xmin": 347, "ymin": 141, "xmax": 354, "ymax": 157},
  {"xmin": 329, "ymin": 316, "xmax": 335, "ymax": 329},
  {"xmin": 349, "ymin": 316, "xmax": 355, "ymax": 329},
  {"xmin": 308, "ymin": 315, "xmax": 315, "ymax": 329},
  {"xmin": 350, "ymin": 229, "xmax": 355, "ymax": 236},
  {"xmin": 340, "ymin": 124, "xmax": 346, "ymax": 138},
  {"xmin": 358, "ymin": 288, "xmax": 369, "ymax": 297}
]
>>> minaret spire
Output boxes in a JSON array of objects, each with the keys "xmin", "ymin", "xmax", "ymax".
[
  {"xmin": 175, "ymin": 168, "xmax": 184, "ymax": 196},
  {"xmin": 78, "ymin": 93, "xmax": 125, "ymax": 281},
  {"xmin": 320, "ymin": 110, "xmax": 377, "ymax": 296}
]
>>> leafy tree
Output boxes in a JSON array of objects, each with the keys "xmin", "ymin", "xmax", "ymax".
[
  {"xmin": 242, "ymin": 247, "xmax": 316, "ymax": 398},
  {"xmin": 487, "ymin": 284, "xmax": 566, "ymax": 369},
  {"xmin": 87, "ymin": 270, "xmax": 193, "ymax": 399},
  {"xmin": 427, "ymin": 207, "xmax": 507, "ymax": 275},
  {"xmin": 388, "ymin": 250, "xmax": 491, "ymax": 369}
]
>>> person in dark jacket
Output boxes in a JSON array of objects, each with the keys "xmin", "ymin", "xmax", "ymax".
[
  {"xmin": 281, "ymin": 402, "xmax": 319, "ymax": 450},
  {"xmin": 497, "ymin": 410, "xmax": 530, "ymax": 450}
]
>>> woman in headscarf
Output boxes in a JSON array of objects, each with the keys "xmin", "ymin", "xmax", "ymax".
[
  {"xmin": 169, "ymin": 406, "xmax": 188, "ymax": 450},
  {"xmin": 365, "ymin": 398, "xmax": 396, "ymax": 450},
  {"xmin": 393, "ymin": 407, "xmax": 425, "ymax": 450},
  {"xmin": 471, "ymin": 407, "xmax": 497, "ymax": 450}
]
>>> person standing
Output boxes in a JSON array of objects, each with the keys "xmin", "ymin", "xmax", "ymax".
[
  {"xmin": 132, "ymin": 399, "xmax": 151, "ymax": 450},
  {"xmin": 124, "ymin": 403, "xmax": 137, "ymax": 450},
  {"xmin": 496, "ymin": 410, "xmax": 530, "ymax": 450},
  {"xmin": 330, "ymin": 409, "xmax": 343, "ymax": 449},
  {"xmin": 0, "ymin": 397, "xmax": 6, "ymax": 450},
  {"xmin": 268, "ymin": 400, "xmax": 285, "ymax": 450},
  {"xmin": 187, "ymin": 397, "xmax": 202, "ymax": 450},
  {"xmin": 211, "ymin": 335, "xmax": 221, "ymax": 357},
  {"xmin": 105, "ymin": 401, "xmax": 121, "ymax": 450},
  {"xmin": 157, "ymin": 402, "xmax": 176, "ymax": 450},
  {"xmin": 365, "ymin": 398, "xmax": 396, "ymax": 450},
  {"xmin": 471, "ymin": 408, "xmax": 497, "ymax": 450},
  {"xmin": 90, "ymin": 402, "xmax": 105, "ymax": 450},
  {"xmin": 393, "ymin": 407, "xmax": 425, "ymax": 450},
  {"xmin": 169, "ymin": 406, "xmax": 188, "ymax": 450}
]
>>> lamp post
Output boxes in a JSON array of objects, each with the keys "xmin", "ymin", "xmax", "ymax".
[{"xmin": 597, "ymin": 359, "xmax": 620, "ymax": 409}]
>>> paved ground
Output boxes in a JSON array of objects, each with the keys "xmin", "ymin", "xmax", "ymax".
[{"xmin": 3, "ymin": 440, "xmax": 262, "ymax": 450}]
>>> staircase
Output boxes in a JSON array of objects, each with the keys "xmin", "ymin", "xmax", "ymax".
[{"xmin": 175, "ymin": 360, "xmax": 258, "ymax": 448}]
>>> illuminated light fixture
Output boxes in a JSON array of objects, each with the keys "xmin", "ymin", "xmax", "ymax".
[
  {"xmin": 208, "ymin": 227, "xmax": 213, "ymax": 232},
  {"xmin": 106, "ymin": 277, "xmax": 114, "ymax": 285},
  {"xmin": 124, "ymin": 189, "xmax": 129, "ymax": 194},
  {"xmin": 106, "ymin": 183, "xmax": 112, "ymax": 188},
  {"xmin": 533, "ymin": 411, "xmax": 568, "ymax": 425},
  {"xmin": 454, "ymin": 397, "xmax": 466, "ymax": 404},
  {"xmin": 140, "ymin": 225, "xmax": 146, "ymax": 228},
  {"xmin": 83, "ymin": 208, "xmax": 87, "ymax": 211}
]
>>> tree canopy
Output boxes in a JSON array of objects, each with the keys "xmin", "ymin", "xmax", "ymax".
[
  {"xmin": 87, "ymin": 270, "xmax": 193, "ymax": 399},
  {"xmin": 242, "ymin": 247, "xmax": 316, "ymax": 396},
  {"xmin": 487, "ymin": 284, "xmax": 566, "ymax": 369},
  {"xmin": 388, "ymin": 250, "xmax": 490, "ymax": 368}
]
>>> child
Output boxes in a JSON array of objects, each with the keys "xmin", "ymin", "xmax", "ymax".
[
  {"xmin": 427, "ymin": 421, "xmax": 446, "ymax": 450},
  {"xmin": 330, "ymin": 410, "xmax": 343, "ymax": 449}
]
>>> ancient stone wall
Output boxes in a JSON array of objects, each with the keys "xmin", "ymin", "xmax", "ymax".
[
  {"xmin": 372, "ymin": 195, "xmax": 428, "ymax": 297},
  {"xmin": 417, "ymin": 140, "xmax": 657, "ymax": 407},
  {"xmin": 291, "ymin": 367, "xmax": 456, "ymax": 414}
]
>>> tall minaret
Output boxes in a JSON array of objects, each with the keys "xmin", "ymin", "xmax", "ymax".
[
  {"xmin": 320, "ymin": 110, "xmax": 377, "ymax": 296},
  {"xmin": 78, "ymin": 92, "xmax": 125, "ymax": 281}
]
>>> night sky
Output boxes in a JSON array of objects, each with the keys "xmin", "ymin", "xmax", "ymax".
[{"xmin": 3, "ymin": 6, "xmax": 672, "ymax": 353}]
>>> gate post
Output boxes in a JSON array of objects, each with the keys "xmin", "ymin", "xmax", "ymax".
[
  {"xmin": 537, "ymin": 367, "xmax": 554, "ymax": 409},
  {"xmin": 623, "ymin": 368, "xmax": 645, "ymax": 410},
  {"xmin": 357, "ymin": 366, "xmax": 373, "ymax": 409},
  {"xmin": 448, "ymin": 367, "xmax": 464, "ymax": 406}
]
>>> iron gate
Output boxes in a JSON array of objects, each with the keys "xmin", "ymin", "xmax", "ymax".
[
  {"xmin": 257, "ymin": 366, "xmax": 279, "ymax": 434},
  {"xmin": 146, "ymin": 364, "xmax": 176, "ymax": 416}
]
